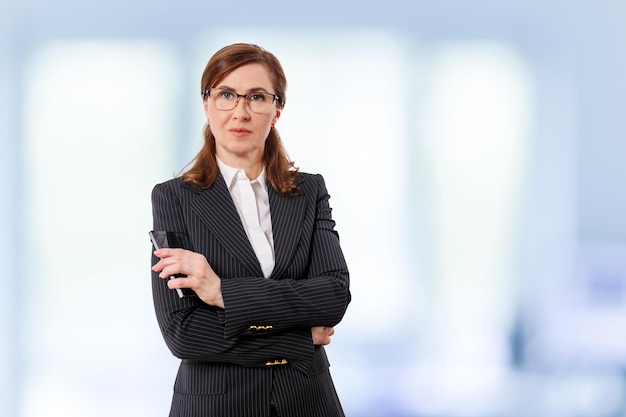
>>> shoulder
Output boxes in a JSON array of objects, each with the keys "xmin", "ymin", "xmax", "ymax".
[
  {"xmin": 295, "ymin": 172, "xmax": 329, "ymax": 198},
  {"xmin": 153, "ymin": 176, "xmax": 182, "ymax": 190},
  {"xmin": 151, "ymin": 177, "xmax": 202, "ymax": 205},
  {"xmin": 152, "ymin": 176, "xmax": 204, "ymax": 195},
  {"xmin": 152, "ymin": 177, "xmax": 180, "ymax": 197},
  {"xmin": 296, "ymin": 172, "xmax": 325, "ymax": 185}
]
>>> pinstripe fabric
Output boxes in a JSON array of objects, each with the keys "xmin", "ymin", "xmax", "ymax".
[{"xmin": 151, "ymin": 172, "xmax": 350, "ymax": 417}]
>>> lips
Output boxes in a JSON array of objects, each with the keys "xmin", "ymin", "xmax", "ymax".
[{"xmin": 229, "ymin": 128, "xmax": 251, "ymax": 137}]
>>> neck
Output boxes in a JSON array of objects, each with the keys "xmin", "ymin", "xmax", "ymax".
[{"xmin": 217, "ymin": 153, "xmax": 264, "ymax": 179}]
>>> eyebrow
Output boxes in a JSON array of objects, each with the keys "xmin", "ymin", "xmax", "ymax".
[{"xmin": 216, "ymin": 85, "xmax": 271, "ymax": 93}]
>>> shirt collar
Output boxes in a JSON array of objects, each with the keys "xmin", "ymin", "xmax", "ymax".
[{"xmin": 216, "ymin": 157, "xmax": 267, "ymax": 191}]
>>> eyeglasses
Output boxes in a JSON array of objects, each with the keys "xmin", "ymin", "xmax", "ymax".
[{"xmin": 203, "ymin": 88, "xmax": 281, "ymax": 114}]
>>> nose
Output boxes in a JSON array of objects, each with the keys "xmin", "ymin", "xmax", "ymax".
[{"xmin": 232, "ymin": 96, "xmax": 251, "ymax": 119}]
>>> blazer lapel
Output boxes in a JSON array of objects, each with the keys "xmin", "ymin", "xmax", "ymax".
[
  {"xmin": 185, "ymin": 179, "xmax": 263, "ymax": 277},
  {"xmin": 268, "ymin": 181, "xmax": 307, "ymax": 278}
]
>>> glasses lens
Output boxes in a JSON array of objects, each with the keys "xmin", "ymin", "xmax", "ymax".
[
  {"xmin": 211, "ymin": 90, "xmax": 236, "ymax": 111},
  {"xmin": 247, "ymin": 92, "xmax": 273, "ymax": 113}
]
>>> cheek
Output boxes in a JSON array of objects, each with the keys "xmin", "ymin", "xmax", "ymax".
[
  {"xmin": 207, "ymin": 107, "xmax": 226, "ymax": 127},
  {"xmin": 205, "ymin": 105, "xmax": 216, "ymax": 122},
  {"xmin": 259, "ymin": 119, "xmax": 274, "ymax": 138},
  {"xmin": 259, "ymin": 114, "xmax": 275, "ymax": 128},
  {"xmin": 206, "ymin": 110, "xmax": 226, "ymax": 140}
]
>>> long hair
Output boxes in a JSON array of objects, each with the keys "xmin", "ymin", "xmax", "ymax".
[{"xmin": 182, "ymin": 43, "xmax": 300, "ymax": 196}]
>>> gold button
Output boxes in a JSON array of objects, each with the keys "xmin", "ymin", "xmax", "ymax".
[
  {"xmin": 265, "ymin": 359, "xmax": 288, "ymax": 366},
  {"xmin": 249, "ymin": 325, "xmax": 274, "ymax": 331}
]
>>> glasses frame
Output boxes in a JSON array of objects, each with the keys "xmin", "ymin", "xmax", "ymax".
[{"xmin": 202, "ymin": 88, "xmax": 281, "ymax": 113}]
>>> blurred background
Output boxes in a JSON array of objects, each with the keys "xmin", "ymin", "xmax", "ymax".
[{"xmin": 1, "ymin": 0, "xmax": 625, "ymax": 416}]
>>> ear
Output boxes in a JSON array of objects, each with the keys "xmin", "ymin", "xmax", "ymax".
[{"xmin": 273, "ymin": 109, "xmax": 281, "ymax": 125}]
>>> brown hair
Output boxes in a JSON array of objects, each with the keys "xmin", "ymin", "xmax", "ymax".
[{"xmin": 182, "ymin": 43, "xmax": 300, "ymax": 195}]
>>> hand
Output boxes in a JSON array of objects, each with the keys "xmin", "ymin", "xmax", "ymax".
[
  {"xmin": 152, "ymin": 248, "xmax": 224, "ymax": 308},
  {"xmin": 311, "ymin": 326, "xmax": 335, "ymax": 346}
]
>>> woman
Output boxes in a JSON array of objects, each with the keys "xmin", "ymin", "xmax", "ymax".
[{"xmin": 150, "ymin": 43, "xmax": 351, "ymax": 417}]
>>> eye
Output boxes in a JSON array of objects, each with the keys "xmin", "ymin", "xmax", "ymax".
[
  {"xmin": 218, "ymin": 90, "xmax": 235, "ymax": 100},
  {"xmin": 248, "ymin": 93, "xmax": 267, "ymax": 102}
]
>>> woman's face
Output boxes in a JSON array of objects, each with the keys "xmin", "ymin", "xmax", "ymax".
[{"xmin": 204, "ymin": 63, "xmax": 281, "ymax": 168}]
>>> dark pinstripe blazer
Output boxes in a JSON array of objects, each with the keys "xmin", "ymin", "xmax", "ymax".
[{"xmin": 151, "ymin": 172, "xmax": 351, "ymax": 417}]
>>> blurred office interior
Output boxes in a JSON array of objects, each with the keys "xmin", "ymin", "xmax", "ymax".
[{"xmin": 1, "ymin": 1, "xmax": 625, "ymax": 416}]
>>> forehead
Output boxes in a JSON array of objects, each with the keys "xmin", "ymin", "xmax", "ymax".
[{"xmin": 216, "ymin": 63, "xmax": 274, "ymax": 90}]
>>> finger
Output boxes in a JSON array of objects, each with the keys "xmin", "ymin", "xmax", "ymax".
[
  {"xmin": 151, "ymin": 260, "xmax": 162, "ymax": 272},
  {"xmin": 153, "ymin": 248, "xmax": 169, "ymax": 258},
  {"xmin": 160, "ymin": 264, "xmax": 187, "ymax": 279},
  {"xmin": 151, "ymin": 257, "xmax": 172, "ymax": 273},
  {"xmin": 154, "ymin": 248, "xmax": 187, "ymax": 259},
  {"xmin": 167, "ymin": 276, "xmax": 191, "ymax": 290}
]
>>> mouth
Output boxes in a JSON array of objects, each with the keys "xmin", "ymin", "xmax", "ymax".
[{"xmin": 229, "ymin": 128, "xmax": 251, "ymax": 137}]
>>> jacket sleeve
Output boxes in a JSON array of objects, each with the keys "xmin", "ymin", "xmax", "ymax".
[
  {"xmin": 219, "ymin": 174, "xmax": 351, "ymax": 339},
  {"xmin": 150, "ymin": 180, "xmax": 315, "ymax": 372}
]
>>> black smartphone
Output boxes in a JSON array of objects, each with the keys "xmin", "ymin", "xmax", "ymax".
[{"xmin": 149, "ymin": 230, "xmax": 196, "ymax": 298}]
